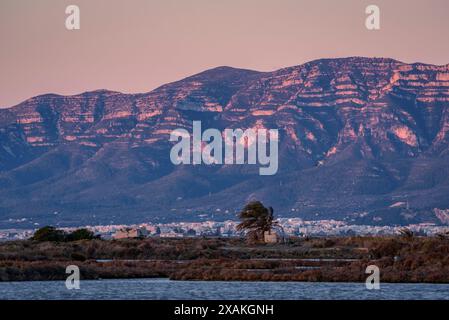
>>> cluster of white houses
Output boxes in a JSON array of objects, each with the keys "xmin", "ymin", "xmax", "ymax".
[{"xmin": 3, "ymin": 218, "xmax": 446, "ymax": 242}]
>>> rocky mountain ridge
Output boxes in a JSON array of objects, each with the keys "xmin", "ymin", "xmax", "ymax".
[{"xmin": 1, "ymin": 57, "xmax": 449, "ymax": 227}]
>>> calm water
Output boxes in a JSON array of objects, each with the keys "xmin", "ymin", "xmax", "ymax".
[{"xmin": 1, "ymin": 278, "xmax": 448, "ymax": 300}]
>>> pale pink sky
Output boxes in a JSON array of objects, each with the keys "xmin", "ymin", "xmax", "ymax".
[{"xmin": 1, "ymin": 0, "xmax": 449, "ymax": 107}]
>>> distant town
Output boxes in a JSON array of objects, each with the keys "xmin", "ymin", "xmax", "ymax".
[{"xmin": 1, "ymin": 218, "xmax": 449, "ymax": 241}]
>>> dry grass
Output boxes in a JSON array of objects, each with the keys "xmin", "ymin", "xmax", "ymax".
[{"xmin": 1, "ymin": 236, "xmax": 449, "ymax": 282}]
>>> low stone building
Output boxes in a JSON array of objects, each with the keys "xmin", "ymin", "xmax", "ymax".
[
  {"xmin": 113, "ymin": 227, "xmax": 148, "ymax": 239},
  {"xmin": 264, "ymin": 230, "xmax": 282, "ymax": 243}
]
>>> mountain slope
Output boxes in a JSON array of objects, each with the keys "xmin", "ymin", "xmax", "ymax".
[{"xmin": 1, "ymin": 58, "xmax": 449, "ymax": 227}]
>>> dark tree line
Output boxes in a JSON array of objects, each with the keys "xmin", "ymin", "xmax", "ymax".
[{"xmin": 31, "ymin": 226, "xmax": 98, "ymax": 242}]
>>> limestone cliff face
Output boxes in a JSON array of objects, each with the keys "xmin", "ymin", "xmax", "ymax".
[{"xmin": 1, "ymin": 57, "xmax": 449, "ymax": 227}]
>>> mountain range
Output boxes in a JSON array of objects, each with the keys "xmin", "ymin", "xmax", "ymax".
[{"xmin": 1, "ymin": 57, "xmax": 449, "ymax": 228}]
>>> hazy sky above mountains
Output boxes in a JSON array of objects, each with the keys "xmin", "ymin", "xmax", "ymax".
[{"xmin": 1, "ymin": 0, "xmax": 449, "ymax": 107}]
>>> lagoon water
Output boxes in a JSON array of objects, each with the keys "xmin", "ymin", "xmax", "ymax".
[{"xmin": 1, "ymin": 278, "xmax": 448, "ymax": 300}]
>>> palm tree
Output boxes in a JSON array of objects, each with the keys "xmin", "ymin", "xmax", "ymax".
[
  {"xmin": 237, "ymin": 201, "xmax": 279, "ymax": 243},
  {"xmin": 399, "ymin": 228, "xmax": 414, "ymax": 239}
]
